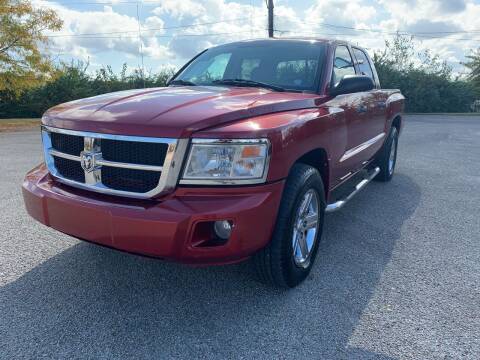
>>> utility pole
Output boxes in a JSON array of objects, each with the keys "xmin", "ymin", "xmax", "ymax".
[{"xmin": 267, "ymin": 0, "xmax": 274, "ymax": 38}]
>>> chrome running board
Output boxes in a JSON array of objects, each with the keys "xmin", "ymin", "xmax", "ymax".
[{"xmin": 325, "ymin": 167, "xmax": 380, "ymax": 213}]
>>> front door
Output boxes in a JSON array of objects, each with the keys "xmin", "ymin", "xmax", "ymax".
[{"xmin": 329, "ymin": 44, "xmax": 378, "ymax": 183}]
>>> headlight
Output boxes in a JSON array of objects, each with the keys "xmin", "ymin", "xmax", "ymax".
[{"xmin": 180, "ymin": 139, "xmax": 270, "ymax": 185}]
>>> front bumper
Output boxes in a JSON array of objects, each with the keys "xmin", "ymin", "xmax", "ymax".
[{"xmin": 22, "ymin": 164, "xmax": 284, "ymax": 265}]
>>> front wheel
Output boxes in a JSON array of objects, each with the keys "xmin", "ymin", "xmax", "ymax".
[
  {"xmin": 253, "ymin": 164, "xmax": 326, "ymax": 288},
  {"xmin": 374, "ymin": 126, "xmax": 399, "ymax": 182}
]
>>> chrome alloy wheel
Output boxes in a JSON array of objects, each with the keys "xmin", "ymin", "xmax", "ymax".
[
  {"xmin": 292, "ymin": 189, "xmax": 320, "ymax": 268},
  {"xmin": 388, "ymin": 132, "xmax": 397, "ymax": 176}
]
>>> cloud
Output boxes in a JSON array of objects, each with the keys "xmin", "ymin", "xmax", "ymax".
[
  {"xmin": 150, "ymin": 0, "xmax": 267, "ymax": 59},
  {"xmin": 144, "ymin": 16, "xmax": 166, "ymax": 33},
  {"xmin": 33, "ymin": 0, "xmax": 480, "ymax": 74},
  {"xmin": 437, "ymin": 0, "xmax": 467, "ymax": 14},
  {"xmin": 305, "ymin": 0, "xmax": 377, "ymax": 28},
  {"xmin": 405, "ymin": 19, "xmax": 462, "ymax": 36},
  {"xmin": 152, "ymin": 0, "xmax": 206, "ymax": 20},
  {"xmin": 167, "ymin": 36, "xmax": 212, "ymax": 59},
  {"xmin": 36, "ymin": 1, "xmax": 140, "ymax": 59}
]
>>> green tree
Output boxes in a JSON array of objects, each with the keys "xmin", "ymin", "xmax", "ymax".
[
  {"xmin": 464, "ymin": 49, "xmax": 480, "ymax": 96},
  {"xmin": 0, "ymin": 0, "xmax": 63, "ymax": 95},
  {"xmin": 373, "ymin": 34, "xmax": 475, "ymax": 113},
  {"xmin": 0, "ymin": 62, "xmax": 176, "ymax": 118}
]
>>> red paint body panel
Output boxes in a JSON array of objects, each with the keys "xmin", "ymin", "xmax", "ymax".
[
  {"xmin": 23, "ymin": 164, "xmax": 284, "ymax": 265},
  {"xmin": 23, "ymin": 39, "xmax": 405, "ymax": 264}
]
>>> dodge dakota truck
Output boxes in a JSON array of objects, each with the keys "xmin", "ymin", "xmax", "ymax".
[{"xmin": 22, "ymin": 38, "xmax": 404, "ymax": 288}]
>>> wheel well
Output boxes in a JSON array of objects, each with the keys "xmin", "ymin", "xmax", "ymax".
[
  {"xmin": 295, "ymin": 149, "xmax": 329, "ymax": 196},
  {"xmin": 392, "ymin": 116, "xmax": 401, "ymax": 133}
]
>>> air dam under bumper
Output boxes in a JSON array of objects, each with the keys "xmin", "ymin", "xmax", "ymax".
[{"xmin": 22, "ymin": 164, "xmax": 285, "ymax": 265}]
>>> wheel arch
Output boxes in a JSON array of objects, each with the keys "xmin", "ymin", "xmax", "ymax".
[
  {"xmin": 392, "ymin": 114, "xmax": 402, "ymax": 134},
  {"xmin": 293, "ymin": 148, "xmax": 330, "ymax": 198}
]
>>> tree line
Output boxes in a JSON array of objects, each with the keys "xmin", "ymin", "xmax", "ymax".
[
  {"xmin": 373, "ymin": 35, "xmax": 479, "ymax": 113},
  {"xmin": 0, "ymin": 64, "xmax": 175, "ymax": 118}
]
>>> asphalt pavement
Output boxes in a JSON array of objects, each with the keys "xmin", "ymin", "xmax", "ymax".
[{"xmin": 0, "ymin": 115, "xmax": 479, "ymax": 359}]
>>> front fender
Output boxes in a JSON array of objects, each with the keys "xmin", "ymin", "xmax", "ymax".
[{"xmin": 192, "ymin": 106, "xmax": 347, "ymax": 190}]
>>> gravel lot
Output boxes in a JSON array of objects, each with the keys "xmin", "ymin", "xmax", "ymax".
[{"xmin": 1, "ymin": 115, "xmax": 479, "ymax": 359}]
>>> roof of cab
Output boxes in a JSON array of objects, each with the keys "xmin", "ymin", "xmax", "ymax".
[{"xmin": 211, "ymin": 37, "xmax": 357, "ymax": 49}]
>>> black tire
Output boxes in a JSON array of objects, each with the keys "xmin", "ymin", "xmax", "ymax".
[
  {"xmin": 374, "ymin": 126, "xmax": 399, "ymax": 182},
  {"xmin": 253, "ymin": 163, "xmax": 326, "ymax": 288}
]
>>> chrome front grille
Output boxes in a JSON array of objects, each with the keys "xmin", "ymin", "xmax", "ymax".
[{"xmin": 42, "ymin": 126, "xmax": 188, "ymax": 198}]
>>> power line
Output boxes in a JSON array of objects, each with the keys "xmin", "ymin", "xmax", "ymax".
[
  {"xmin": 293, "ymin": 20, "xmax": 480, "ymax": 37},
  {"xmin": 6, "ymin": 1, "xmax": 480, "ymax": 43},
  {"xmin": 275, "ymin": 29, "xmax": 480, "ymax": 43},
  {"xmin": 43, "ymin": 29, "xmax": 267, "ymax": 40},
  {"xmin": 5, "ymin": 2, "xmax": 480, "ymax": 38},
  {"xmin": 3, "ymin": 0, "xmax": 480, "ymax": 36},
  {"xmin": 48, "ymin": 0, "xmax": 183, "ymax": 4},
  {"xmin": 11, "ymin": 29, "xmax": 267, "ymax": 49},
  {"xmin": 40, "ymin": 16, "xmax": 265, "ymax": 38},
  {"xmin": 0, "ymin": 0, "xmax": 183, "ymax": 6}
]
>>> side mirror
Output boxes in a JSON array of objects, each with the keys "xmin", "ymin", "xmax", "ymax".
[{"xmin": 330, "ymin": 75, "xmax": 375, "ymax": 96}]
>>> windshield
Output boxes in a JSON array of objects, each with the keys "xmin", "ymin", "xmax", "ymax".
[{"xmin": 173, "ymin": 41, "xmax": 326, "ymax": 92}]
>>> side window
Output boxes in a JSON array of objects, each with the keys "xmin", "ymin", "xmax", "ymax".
[
  {"xmin": 353, "ymin": 48, "xmax": 375, "ymax": 81},
  {"xmin": 332, "ymin": 45, "xmax": 355, "ymax": 86}
]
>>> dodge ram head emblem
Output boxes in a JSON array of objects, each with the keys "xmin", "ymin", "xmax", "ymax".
[{"xmin": 80, "ymin": 151, "xmax": 97, "ymax": 173}]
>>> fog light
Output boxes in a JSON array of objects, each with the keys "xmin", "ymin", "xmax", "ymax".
[{"xmin": 214, "ymin": 220, "xmax": 232, "ymax": 240}]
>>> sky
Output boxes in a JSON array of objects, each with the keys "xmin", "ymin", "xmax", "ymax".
[{"xmin": 33, "ymin": 0, "xmax": 480, "ymax": 75}]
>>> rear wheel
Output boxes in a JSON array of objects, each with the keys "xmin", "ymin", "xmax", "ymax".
[
  {"xmin": 253, "ymin": 163, "xmax": 326, "ymax": 288},
  {"xmin": 374, "ymin": 126, "xmax": 398, "ymax": 182}
]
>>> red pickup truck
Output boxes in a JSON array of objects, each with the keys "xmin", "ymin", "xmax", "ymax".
[{"xmin": 23, "ymin": 38, "xmax": 404, "ymax": 287}]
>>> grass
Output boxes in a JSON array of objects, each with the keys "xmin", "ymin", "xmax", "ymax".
[{"xmin": 0, "ymin": 119, "xmax": 41, "ymax": 132}]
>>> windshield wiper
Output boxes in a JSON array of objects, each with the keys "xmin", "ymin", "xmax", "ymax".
[
  {"xmin": 168, "ymin": 79, "xmax": 197, "ymax": 86},
  {"xmin": 212, "ymin": 79, "xmax": 285, "ymax": 92}
]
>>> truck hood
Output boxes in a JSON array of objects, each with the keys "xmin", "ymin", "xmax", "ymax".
[{"xmin": 42, "ymin": 86, "xmax": 324, "ymax": 138}]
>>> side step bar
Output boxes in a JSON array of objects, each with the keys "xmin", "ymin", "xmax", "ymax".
[{"xmin": 325, "ymin": 167, "xmax": 380, "ymax": 213}]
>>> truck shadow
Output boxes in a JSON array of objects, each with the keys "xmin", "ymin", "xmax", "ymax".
[{"xmin": 0, "ymin": 173, "xmax": 420, "ymax": 359}]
